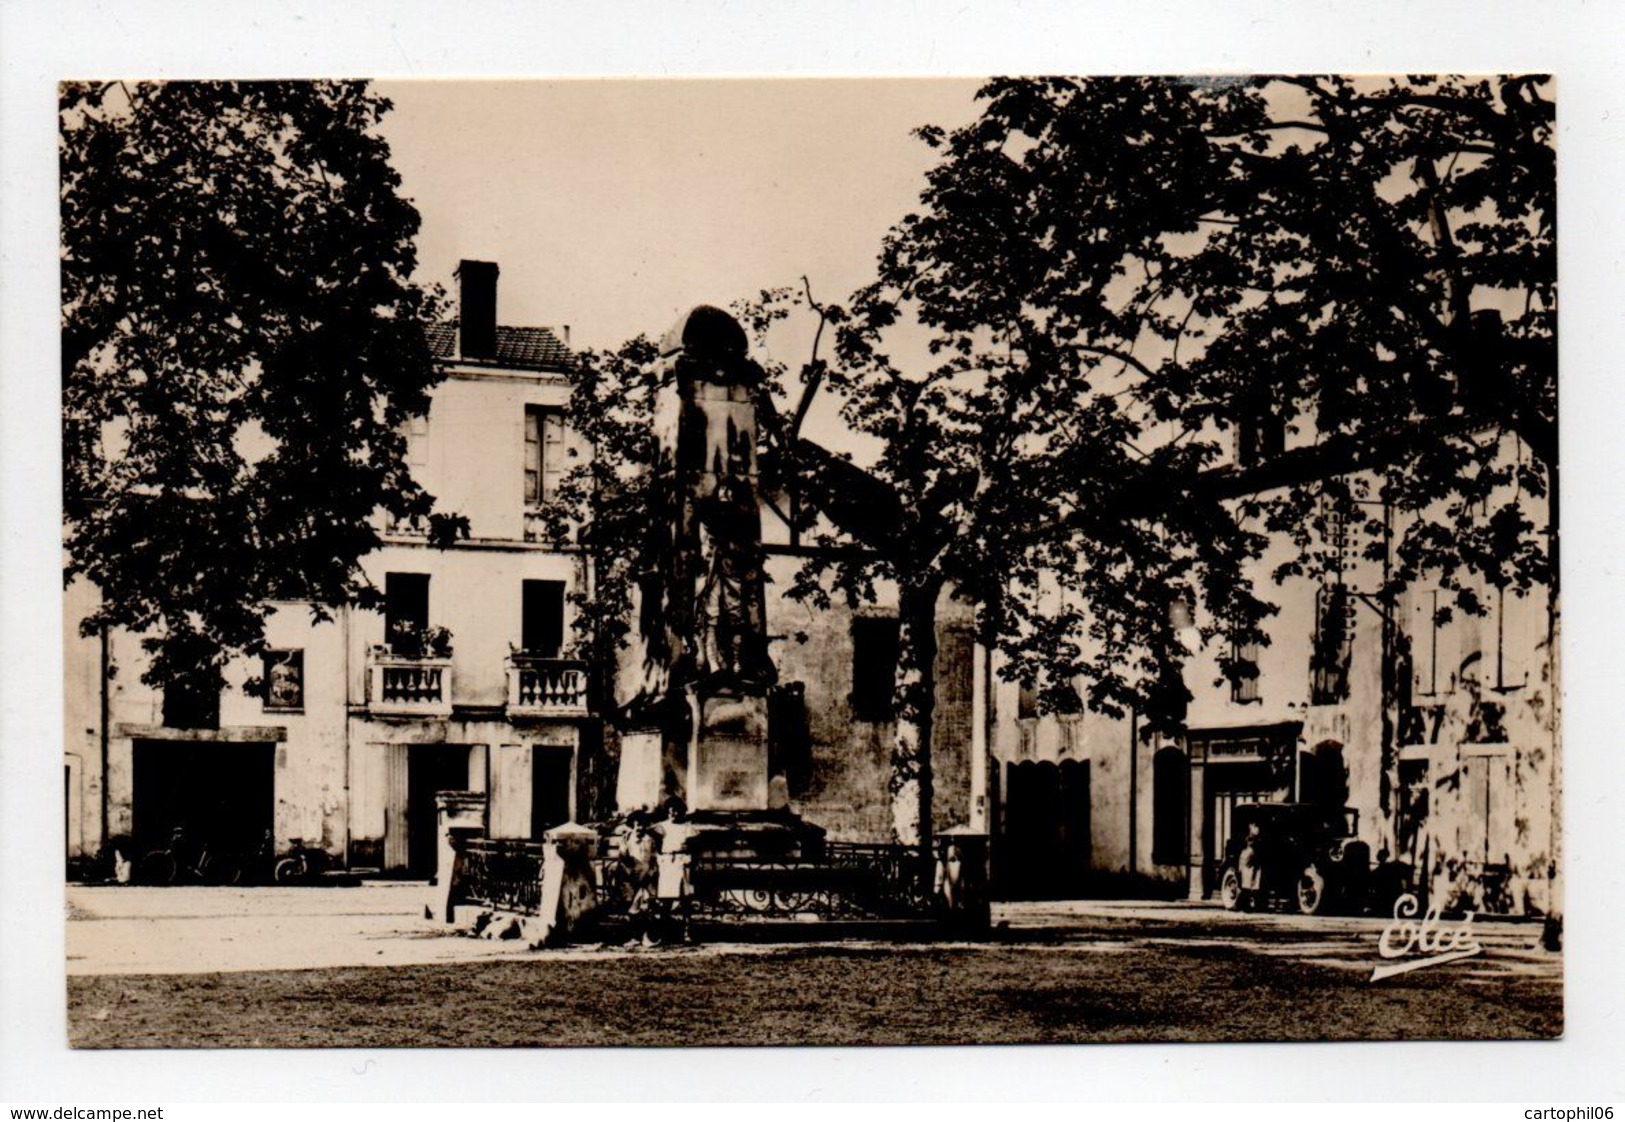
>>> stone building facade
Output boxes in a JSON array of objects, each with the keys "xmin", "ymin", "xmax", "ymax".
[
  {"xmin": 64, "ymin": 262, "xmax": 594, "ymax": 876},
  {"xmin": 987, "ymin": 432, "xmax": 1558, "ymax": 916}
]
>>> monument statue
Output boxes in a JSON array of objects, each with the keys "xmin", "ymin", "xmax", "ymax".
[{"xmin": 616, "ymin": 306, "xmax": 787, "ymax": 819}]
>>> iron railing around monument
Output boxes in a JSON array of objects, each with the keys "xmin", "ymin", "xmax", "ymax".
[
  {"xmin": 685, "ymin": 841, "xmax": 935, "ymax": 921},
  {"xmin": 458, "ymin": 838, "xmax": 547, "ymax": 915}
]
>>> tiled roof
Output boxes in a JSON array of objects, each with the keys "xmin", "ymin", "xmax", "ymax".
[{"xmin": 426, "ymin": 321, "xmax": 573, "ymax": 371}]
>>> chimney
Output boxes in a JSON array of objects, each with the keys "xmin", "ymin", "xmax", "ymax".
[{"xmin": 455, "ymin": 260, "xmax": 499, "ymax": 360}]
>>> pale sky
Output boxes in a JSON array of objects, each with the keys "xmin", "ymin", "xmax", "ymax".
[{"xmin": 376, "ymin": 79, "xmax": 987, "ymax": 354}]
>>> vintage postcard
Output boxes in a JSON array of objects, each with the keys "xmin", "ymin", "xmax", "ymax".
[{"xmin": 58, "ymin": 75, "xmax": 1561, "ymax": 1048}]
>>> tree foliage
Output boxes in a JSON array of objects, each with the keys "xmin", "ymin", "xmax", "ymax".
[
  {"xmin": 918, "ymin": 75, "xmax": 1555, "ymax": 612},
  {"xmin": 539, "ymin": 336, "xmax": 663, "ymax": 674},
  {"xmin": 61, "ymin": 80, "xmax": 465, "ymax": 700},
  {"xmin": 774, "ymin": 74, "xmax": 1555, "ymax": 840}
]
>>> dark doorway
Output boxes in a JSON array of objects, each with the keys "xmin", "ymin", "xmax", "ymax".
[
  {"xmin": 131, "ymin": 739, "xmax": 275, "ymax": 859},
  {"xmin": 997, "ymin": 758, "xmax": 1092, "ymax": 899},
  {"xmin": 531, "ymin": 747, "xmax": 573, "ymax": 836},
  {"xmin": 1058, "ymin": 759, "xmax": 1092, "ymax": 878},
  {"xmin": 522, "ymin": 580, "xmax": 566, "ymax": 656},
  {"xmin": 406, "ymin": 744, "xmax": 470, "ymax": 878},
  {"xmin": 385, "ymin": 572, "xmax": 430, "ymax": 649},
  {"xmin": 1151, "ymin": 747, "xmax": 1189, "ymax": 866},
  {"xmin": 1396, "ymin": 757, "xmax": 1430, "ymax": 868},
  {"xmin": 1202, "ymin": 760, "xmax": 1284, "ymax": 895}
]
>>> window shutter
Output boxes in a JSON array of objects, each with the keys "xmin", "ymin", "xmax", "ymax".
[
  {"xmin": 542, "ymin": 412, "xmax": 566, "ymax": 501},
  {"xmin": 523, "ymin": 407, "xmax": 541, "ymax": 505}
]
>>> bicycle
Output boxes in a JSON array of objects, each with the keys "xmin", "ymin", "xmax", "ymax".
[
  {"xmin": 273, "ymin": 837, "xmax": 332, "ymax": 885},
  {"xmin": 136, "ymin": 826, "xmax": 242, "ymax": 886}
]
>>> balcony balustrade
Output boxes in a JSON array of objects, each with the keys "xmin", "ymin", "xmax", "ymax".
[
  {"xmin": 506, "ymin": 655, "xmax": 589, "ymax": 717},
  {"xmin": 368, "ymin": 653, "xmax": 453, "ymax": 717}
]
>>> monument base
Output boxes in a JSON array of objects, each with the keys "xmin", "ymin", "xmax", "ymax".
[
  {"xmin": 654, "ymin": 806, "xmax": 826, "ymax": 861},
  {"xmin": 687, "ymin": 694, "xmax": 770, "ymax": 812}
]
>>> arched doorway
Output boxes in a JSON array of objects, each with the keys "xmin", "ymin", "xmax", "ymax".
[{"xmin": 1151, "ymin": 746, "xmax": 1188, "ymax": 867}]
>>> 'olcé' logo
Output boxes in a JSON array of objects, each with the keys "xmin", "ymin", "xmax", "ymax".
[{"xmin": 1370, "ymin": 893, "xmax": 1483, "ymax": 981}]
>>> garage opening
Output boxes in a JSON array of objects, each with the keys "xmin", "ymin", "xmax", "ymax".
[{"xmin": 131, "ymin": 739, "xmax": 275, "ymax": 862}]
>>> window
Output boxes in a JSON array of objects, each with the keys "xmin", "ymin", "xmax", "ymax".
[
  {"xmin": 1151, "ymin": 747, "xmax": 1188, "ymax": 865},
  {"xmin": 162, "ymin": 670, "xmax": 221, "ymax": 730},
  {"xmin": 1410, "ymin": 588, "xmax": 1442, "ymax": 696},
  {"xmin": 263, "ymin": 649, "xmax": 305, "ymax": 711},
  {"xmin": 1310, "ymin": 583, "xmax": 1354, "ymax": 704},
  {"xmin": 1494, "ymin": 584, "xmax": 1530, "ymax": 692},
  {"xmin": 522, "ymin": 580, "xmax": 566, "ymax": 656},
  {"xmin": 405, "ymin": 414, "xmax": 428, "ymax": 470},
  {"xmin": 1017, "ymin": 676, "xmax": 1080, "ymax": 721},
  {"xmin": 850, "ymin": 616, "xmax": 901, "ymax": 722},
  {"xmin": 384, "ymin": 572, "xmax": 430, "ymax": 651},
  {"xmin": 1395, "ymin": 758, "xmax": 1430, "ymax": 866},
  {"xmin": 524, "ymin": 406, "xmax": 566, "ymax": 505},
  {"xmin": 1229, "ymin": 641, "xmax": 1261, "ymax": 704}
]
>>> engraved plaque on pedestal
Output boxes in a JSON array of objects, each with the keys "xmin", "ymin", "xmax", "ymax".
[{"xmin": 690, "ymin": 695, "xmax": 769, "ymax": 811}]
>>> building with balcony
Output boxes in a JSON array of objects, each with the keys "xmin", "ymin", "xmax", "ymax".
[{"xmin": 64, "ymin": 261, "xmax": 596, "ymax": 878}]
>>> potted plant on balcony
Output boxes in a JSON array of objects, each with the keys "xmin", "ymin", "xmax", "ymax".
[{"xmin": 383, "ymin": 622, "xmax": 454, "ymax": 660}]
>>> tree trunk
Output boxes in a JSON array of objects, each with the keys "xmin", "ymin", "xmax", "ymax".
[{"xmin": 889, "ymin": 577, "xmax": 940, "ymax": 849}]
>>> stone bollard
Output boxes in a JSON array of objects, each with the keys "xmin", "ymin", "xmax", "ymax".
[
  {"xmin": 934, "ymin": 826, "xmax": 991, "ymax": 936},
  {"xmin": 427, "ymin": 790, "xmax": 488, "ymax": 924},
  {"xmin": 530, "ymin": 822, "xmax": 601, "ymax": 948}
]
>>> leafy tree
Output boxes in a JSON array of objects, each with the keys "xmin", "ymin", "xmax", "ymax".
[
  {"xmin": 61, "ymin": 80, "xmax": 465, "ymax": 720},
  {"xmin": 535, "ymin": 335, "xmax": 659, "ymax": 814},
  {"xmin": 782, "ymin": 74, "xmax": 1555, "ymax": 848},
  {"xmin": 757, "ymin": 135, "xmax": 1269, "ymax": 845}
]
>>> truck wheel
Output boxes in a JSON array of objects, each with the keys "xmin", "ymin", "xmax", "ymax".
[
  {"xmin": 274, "ymin": 857, "xmax": 304, "ymax": 885},
  {"xmin": 1297, "ymin": 863, "xmax": 1329, "ymax": 916},
  {"xmin": 1219, "ymin": 866, "xmax": 1245, "ymax": 911}
]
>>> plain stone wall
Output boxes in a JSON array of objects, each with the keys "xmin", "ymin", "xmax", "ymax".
[{"xmin": 766, "ymin": 555, "xmax": 976, "ymax": 841}]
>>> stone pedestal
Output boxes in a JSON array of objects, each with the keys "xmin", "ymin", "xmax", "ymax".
[
  {"xmin": 428, "ymin": 790, "xmax": 488, "ymax": 923},
  {"xmin": 531, "ymin": 822, "xmax": 601, "ymax": 947},
  {"xmin": 688, "ymin": 694, "xmax": 769, "ymax": 812},
  {"xmin": 935, "ymin": 826, "xmax": 991, "ymax": 934}
]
